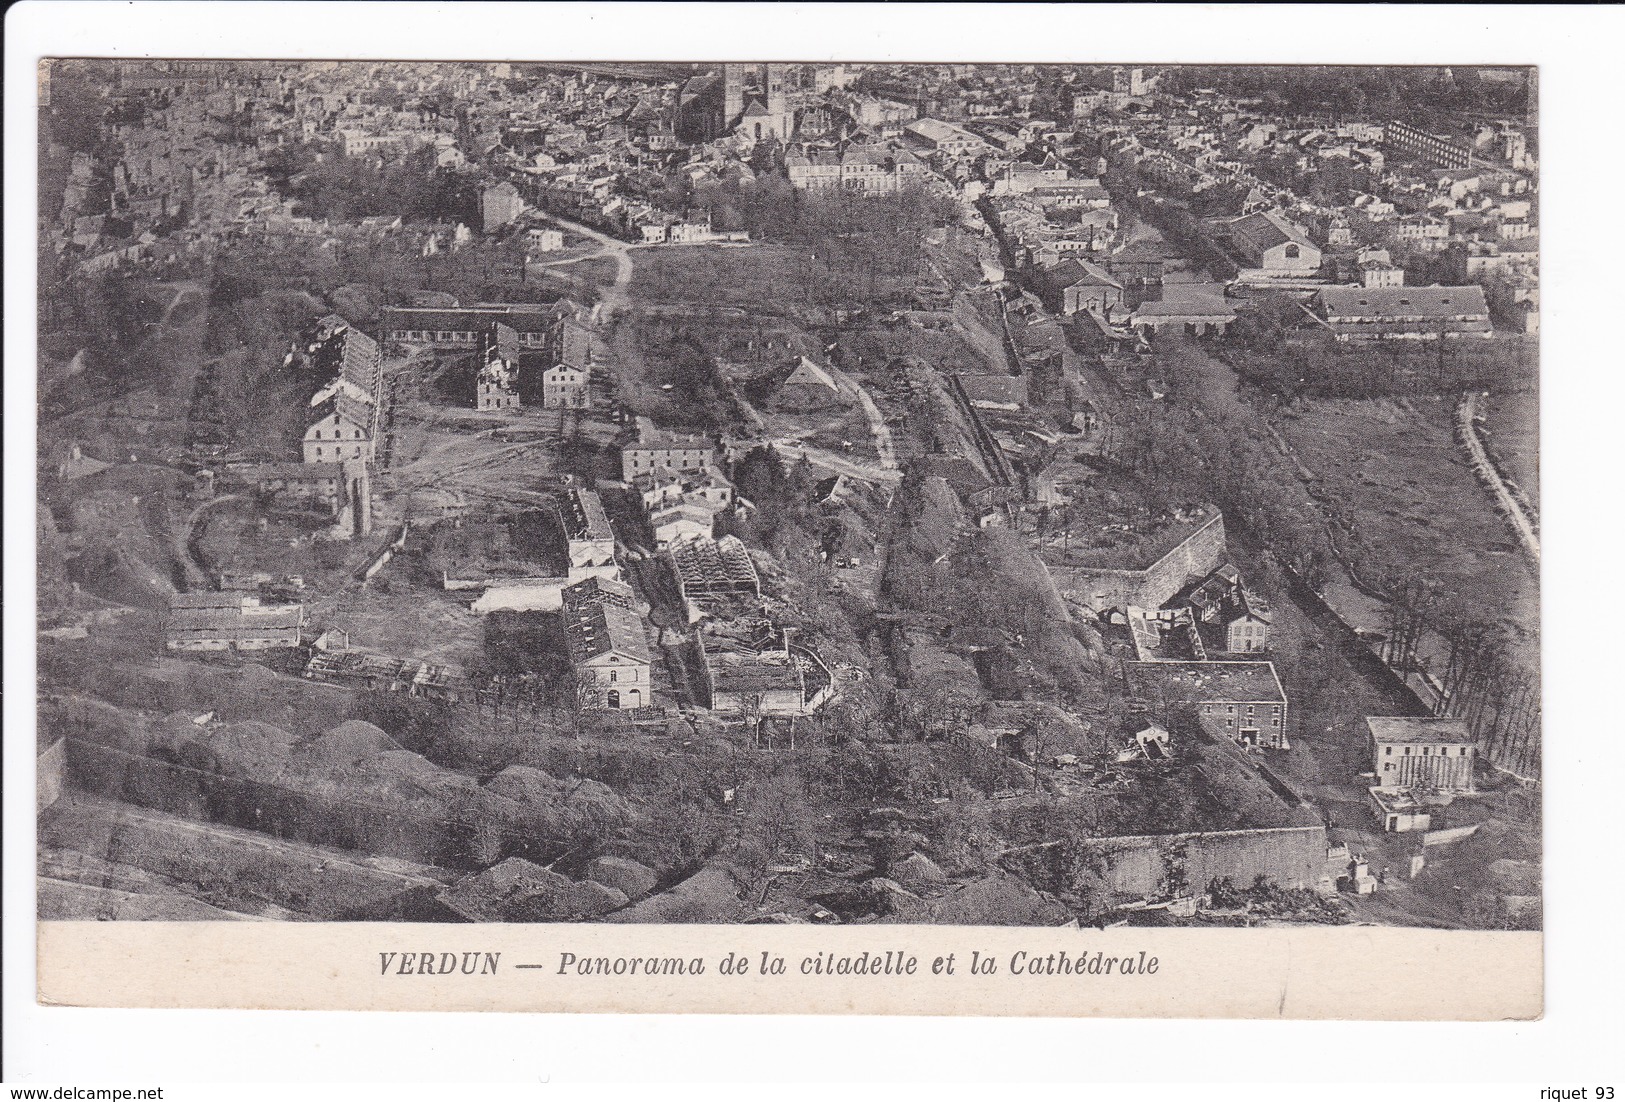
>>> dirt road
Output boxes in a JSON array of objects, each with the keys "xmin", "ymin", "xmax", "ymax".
[
  {"xmin": 534, "ymin": 213, "xmax": 634, "ymax": 317},
  {"xmin": 1458, "ymin": 390, "xmax": 1540, "ymax": 562},
  {"xmin": 767, "ymin": 439, "xmax": 902, "ymax": 486}
]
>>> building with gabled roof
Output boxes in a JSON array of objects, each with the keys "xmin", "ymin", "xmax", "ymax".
[
  {"xmin": 621, "ymin": 416, "xmax": 714, "ymax": 480},
  {"xmin": 563, "ymin": 583, "xmax": 653, "ymax": 711},
  {"xmin": 1368, "ymin": 716, "xmax": 1475, "ymax": 792},
  {"xmin": 561, "ymin": 574, "xmax": 635, "ymax": 615},
  {"xmin": 300, "ymin": 315, "xmax": 383, "ymax": 465},
  {"xmin": 1172, "ymin": 563, "xmax": 1271, "ymax": 654},
  {"xmin": 1313, "ymin": 284, "xmax": 1492, "ymax": 341},
  {"xmin": 164, "ymin": 592, "xmax": 305, "ymax": 651},
  {"xmin": 1214, "ymin": 210, "xmax": 1321, "ymax": 275},
  {"xmin": 1126, "ymin": 660, "xmax": 1290, "ymax": 749},
  {"xmin": 560, "ymin": 487, "xmax": 615, "ymax": 571},
  {"xmin": 542, "ymin": 361, "xmax": 591, "ymax": 410},
  {"xmin": 767, "ymin": 355, "xmax": 852, "ymax": 412},
  {"xmin": 380, "ymin": 303, "xmax": 557, "ymax": 349}
]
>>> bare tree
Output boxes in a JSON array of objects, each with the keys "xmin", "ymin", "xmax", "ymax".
[{"xmin": 563, "ymin": 666, "xmax": 600, "ymax": 743}]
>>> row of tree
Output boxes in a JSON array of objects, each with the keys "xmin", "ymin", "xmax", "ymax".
[{"xmin": 1377, "ymin": 574, "xmax": 1541, "ymax": 779}]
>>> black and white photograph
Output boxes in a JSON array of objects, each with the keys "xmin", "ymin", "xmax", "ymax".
[
  {"xmin": 33, "ymin": 55, "xmax": 1542, "ymax": 935},
  {"xmin": 23, "ymin": 0, "xmax": 1625, "ymax": 1090}
]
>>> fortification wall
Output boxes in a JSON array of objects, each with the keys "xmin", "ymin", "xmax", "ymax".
[
  {"xmin": 1079, "ymin": 823, "xmax": 1328, "ymax": 900},
  {"xmin": 1052, "ymin": 511, "xmax": 1226, "ymax": 612}
]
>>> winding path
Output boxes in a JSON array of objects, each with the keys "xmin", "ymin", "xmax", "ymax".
[
  {"xmin": 766, "ymin": 439, "xmax": 902, "ymax": 485},
  {"xmin": 1458, "ymin": 390, "xmax": 1540, "ymax": 563},
  {"xmin": 830, "ymin": 365, "xmax": 899, "ymax": 471},
  {"xmin": 179, "ymin": 493, "xmax": 248, "ymax": 589},
  {"xmin": 533, "ymin": 212, "xmax": 634, "ymax": 318}
]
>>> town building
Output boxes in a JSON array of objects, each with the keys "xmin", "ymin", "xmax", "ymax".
[
  {"xmin": 560, "ymin": 488, "xmax": 615, "ymax": 572},
  {"xmin": 620, "ymin": 416, "xmax": 714, "ymax": 480},
  {"xmin": 526, "ymin": 227, "xmax": 564, "ymax": 254},
  {"xmin": 1369, "ymin": 716, "xmax": 1475, "ymax": 792},
  {"xmin": 724, "ymin": 63, "xmax": 795, "ymax": 142},
  {"xmin": 633, "ymin": 464, "xmax": 735, "ymax": 514},
  {"xmin": 1361, "ymin": 261, "xmax": 1405, "ymax": 289},
  {"xmin": 542, "ymin": 362, "xmax": 590, "ymax": 410},
  {"xmin": 559, "ymin": 574, "xmax": 635, "ymax": 613},
  {"xmin": 475, "ymin": 322, "xmax": 521, "ymax": 411},
  {"xmin": 300, "ymin": 315, "xmax": 383, "ymax": 465},
  {"xmin": 380, "ymin": 304, "xmax": 556, "ymax": 350},
  {"xmin": 481, "ymin": 181, "xmax": 524, "ymax": 234},
  {"xmin": 698, "ymin": 623, "xmax": 834, "ymax": 718},
  {"xmin": 164, "ymin": 592, "xmax": 305, "ymax": 651},
  {"xmin": 1037, "ymin": 258, "xmax": 1125, "ymax": 316},
  {"xmin": 562, "ymin": 577, "xmax": 652, "ymax": 711},
  {"xmin": 1128, "ymin": 296, "xmax": 1237, "ymax": 337},
  {"xmin": 650, "ymin": 502, "xmax": 717, "ymax": 548},
  {"xmin": 903, "ymin": 117, "xmax": 992, "ymax": 158},
  {"xmin": 1312, "ymin": 284, "xmax": 1493, "ymax": 341},
  {"xmin": 1101, "ymin": 247, "xmax": 1165, "ymax": 287},
  {"xmin": 304, "ymin": 645, "xmax": 469, "ymax": 705},
  {"xmin": 765, "ymin": 355, "xmax": 855, "ymax": 411},
  {"xmin": 784, "ymin": 144, "xmax": 930, "ymax": 194},
  {"xmin": 1175, "ymin": 564, "xmax": 1272, "ymax": 654},
  {"xmin": 553, "ymin": 303, "xmax": 594, "ymax": 370},
  {"xmin": 1369, "ymin": 787, "xmax": 1436, "ymax": 834},
  {"xmin": 1384, "ymin": 120, "xmax": 1472, "ymax": 170},
  {"xmin": 705, "ymin": 646, "xmax": 807, "ymax": 718},
  {"xmin": 1213, "ymin": 211, "xmax": 1322, "ymax": 276},
  {"xmin": 1126, "ymin": 660, "xmax": 1291, "ymax": 749}
]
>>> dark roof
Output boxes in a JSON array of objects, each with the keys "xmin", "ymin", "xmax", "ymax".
[
  {"xmin": 562, "ymin": 488, "xmax": 613, "ymax": 542},
  {"xmin": 954, "ymin": 373, "xmax": 1029, "ymax": 406},
  {"xmin": 166, "ymin": 604, "xmax": 304, "ymax": 637},
  {"xmin": 1126, "ymin": 660, "xmax": 1286, "ymax": 704},
  {"xmin": 1224, "ymin": 211, "xmax": 1316, "ymax": 252},
  {"xmin": 1366, "ymin": 716, "xmax": 1472, "ymax": 745},
  {"xmin": 233, "ymin": 462, "xmax": 345, "ymax": 482},
  {"xmin": 565, "ymin": 602, "xmax": 651, "ymax": 664},
  {"xmin": 916, "ymin": 453, "xmax": 997, "ymax": 495},
  {"xmin": 1134, "ymin": 296, "xmax": 1235, "ymax": 318},
  {"xmin": 1317, "ymin": 284, "xmax": 1490, "ymax": 321},
  {"xmin": 1231, "ymin": 588, "xmax": 1272, "ymax": 625},
  {"xmin": 482, "ymin": 321, "xmax": 520, "ymax": 363},
  {"xmin": 169, "ymin": 591, "xmax": 255, "ymax": 610},
  {"xmin": 562, "ymin": 575, "xmax": 635, "ymax": 613},
  {"xmin": 710, "ymin": 656, "xmax": 802, "ymax": 695}
]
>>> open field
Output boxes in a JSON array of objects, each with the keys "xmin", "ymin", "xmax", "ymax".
[
  {"xmin": 309, "ymin": 572, "xmax": 490, "ymax": 670},
  {"xmin": 629, "ymin": 244, "xmax": 825, "ymax": 310},
  {"xmin": 383, "ymin": 350, "xmax": 624, "ymax": 507},
  {"xmin": 1275, "ymin": 396, "xmax": 1538, "ymax": 660},
  {"xmin": 526, "ymin": 253, "xmax": 620, "ymax": 300}
]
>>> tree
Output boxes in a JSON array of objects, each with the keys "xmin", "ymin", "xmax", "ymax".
[
  {"xmin": 562, "ymin": 666, "xmax": 601, "ymax": 743},
  {"xmin": 900, "ymin": 681, "xmax": 980, "ymax": 742}
]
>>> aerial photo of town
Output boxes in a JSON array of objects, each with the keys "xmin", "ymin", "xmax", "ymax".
[{"xmin": 36, "ymin": 59, "xmax": 1540, "ymax": 929}]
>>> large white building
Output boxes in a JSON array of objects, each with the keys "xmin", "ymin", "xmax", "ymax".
[
  {"xmin": 785, "ymin": 144, "xmax": 929, "ymax": 193},
  {"xmin": 301, "ymin": 316, "xmax": 383, "ymax": 465},
  {"xmin": 563, "ymin": 576, "xmax": 652, "ymax": 711}
]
